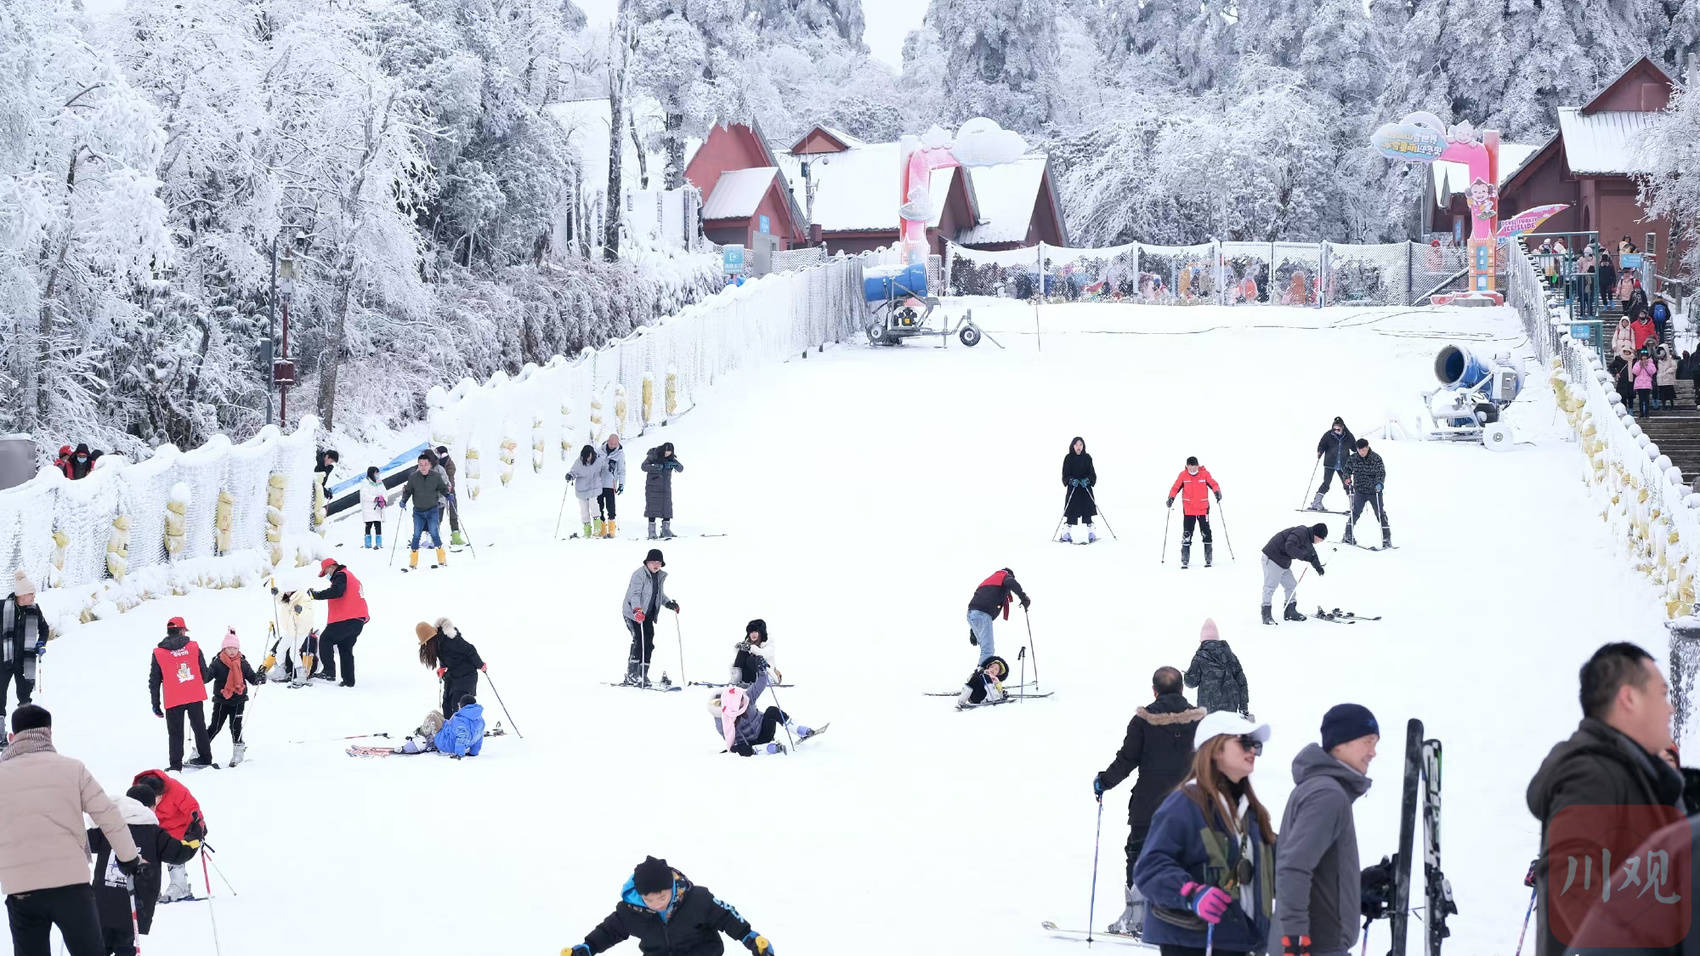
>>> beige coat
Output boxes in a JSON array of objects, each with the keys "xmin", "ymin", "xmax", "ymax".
[{"xmin": 0, "ymin": 729, "xmax": 137, "ymax": 895}]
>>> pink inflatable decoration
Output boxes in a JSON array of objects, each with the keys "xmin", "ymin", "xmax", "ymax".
[{"xmin": 1372, "ymin": 113, "xmax": 1503, "ymax": 303}]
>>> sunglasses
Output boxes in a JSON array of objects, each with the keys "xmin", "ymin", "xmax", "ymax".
[{"xmin": 1237, "ymin": 735, "xmax": 1264, "ymax": 755}]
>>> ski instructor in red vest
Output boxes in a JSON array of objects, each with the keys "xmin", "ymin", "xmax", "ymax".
[
  {"xmin": 310, "ymin": 558, "xmax": 368, "ymax": 687},
  {"xmin": 148, "ymin": 617, "xmax": 214, "ymax": 771},
  {"xmin": 966, "ymin": 568, "xmax": 1031, "ymax": 668}
]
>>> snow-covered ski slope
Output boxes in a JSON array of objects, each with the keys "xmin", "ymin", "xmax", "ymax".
[{"xmin": 44, "ymin": 299, "xmax": 1665, "ymax": 955}]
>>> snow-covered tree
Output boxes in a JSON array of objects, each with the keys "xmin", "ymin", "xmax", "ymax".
[
  {"xmin": 630, "ymin": 0, "xmax": 755, "ymax": 187},
  {"xmin": 1640, "ymin": 82, "xmax": 1700, "ymax": 277},
  {"xmin": 926, "ymin": 0, "xmax": 1061, "ymax": 133}
]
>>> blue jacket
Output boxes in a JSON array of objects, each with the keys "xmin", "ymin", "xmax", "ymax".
[
  {"xmin": 434, "ymin": 702, "xmax": 485, "ymax": 756},
  {"xmin": 1133, "ymin": 785, "xmax": 1276, "ymax": 952}
]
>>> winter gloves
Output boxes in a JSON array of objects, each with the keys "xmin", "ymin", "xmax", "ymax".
[
  {"xmin": 436, "ymin": 667, "xmax": 447, "ymax": 678},
  {"xmin": 1092, "ymin": 774, "xmax": 1105, "ymax": 798},
  {"xmin": 153, "ymin": 706, "xmax": 164, "ymax": 718},
  {"xmin": 1280, "ymin": 934, "xmax": 1313, "ymax": 956},
  {"xmin": 665, "ymin": 600, "xmax": 680, "ymax": 613},
  {"xmin": 1068, "ymin": 478, "xmax": 1091, "ymax": 489},
  {"xmin": 1181, "ymin": 882, "xmax": 1232, "ymax": 924},
  {"xmin": 34, "ymin": 643, "xmax": 43, "ymax": 659},
  {"xmin": 115, "ymin": 855, "xmax": 141, "ymax": 877},
  {"xmin": 742, "ymin": 932, "xmax": 774, "ymax": 954},
  {"xmin": 1165, "ymin": 497, "xmax": 1174, "ymax": 508},
  {"xmin": 1214, "ymin": 490, "xmax": 1222, "ymax": 502},
  {"xmin": 1361, "ymin": 856, "xmax": 1396, "ymax": 919},
  {"xmin": 565, "ymin": 946, "xmax": 591, "ymax": 956},
  {"xmin": 633, "ymin": 610, "xmax": 646, "ymax": 623}
]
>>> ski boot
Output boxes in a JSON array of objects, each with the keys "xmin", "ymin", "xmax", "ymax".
[
  {"xmin": 161, "ymin": 864, "xmax": 194, "ymax": 902},
  {"xmin": 604, "ymin": 519, "xmax": 616, "ymax": 539},
  {"xmin": 1382, "ymin": 528, "xmax": 1393, "ymax": 549},
  {"xmin": 763, "ymin": 743, "xmax": 788, "ymax": 755},
  {"xmin": 435, "ymin": 547, "xmax": 448, "ymax": 567},
  {"xmin": 1261, "ymin": 605, "xmax": 1275, "ymax": 625},
  {"xmin": 374, "ymin": 534, "xmax": 382, "ymax": 550},
  {"xmin": 1284, "ymin": 602, "xmax": 1307, "ymax": 622},
  {"xmin": 582, "ymin": 522, "xmax": 593, "ymax": 538},
  {"xmin": 647, "ymin": 522, "xmax": 658, "ymax": 540},
  {"xmin": 787, "ymin": 720, "xmax": 815, "ymax": 739},
  {"xmin": 1204, "ymin": 543, "xmax": 1214, "ymax": 567},
  {"xmin": 409, "ymin": 550, "xmax": 420, "ymax": 569},
  {"xmin": 451, "ymin": 530, "xmax": 467, "ymax": 547},
  {"xmin": 1309, "ymin": 490, "xmax": 1325, "ymax": 511},
  {"xmin": 231, "ymin": 742, "xmax": 246, "ymax": 767},
  {"xmin": 1060, "ymin": 530, "xmax": 1073, "ymax": 543},
  {"xmin": 363, "ymin": 533, "xmax": 373, "ymax": 549},
  {"xmin": 1107, "ymin": 885, "xmax": 1144, "ymax": 937},
  {"xmin": 1180, "ymin": 540, "xmax": 1191, "ymax": 569},
  {"xmin": 1087, "ymin": 523, "xmax": 1098, "ymax": 543},
  {"xmin": 660, "ymin": 520, "xmax": 676, "ymax": 540},
  {"xmin": 185, "ymin": 755, "xmax": 219, "ymax": 771},
  {"xmin": 1341, "ymin": 529, "xmax": 1356, "ymax": 546},
  {"xmin": 657, "ymin": 672, "xmax": 673, "ymax": 689}
]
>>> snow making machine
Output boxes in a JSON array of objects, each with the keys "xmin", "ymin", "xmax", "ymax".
[
  {"xmin": 1420, "ymin": 344, "xmax": 1524, "ymax": 449},
  {"xmin": 862, "ymin": 262, "xmax": 992, "ymax": 348}
]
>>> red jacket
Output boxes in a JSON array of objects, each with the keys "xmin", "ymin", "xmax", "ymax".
[
  {"xmin": 132, "ymin": 770, "xmax": 205, "ymax": 840},
  {"xmin": 1168, "ymin": 468, "xmax": 1220, "ymax": 517},
  {"xmin": 312, "ymin": 566, "xmax": 369, "ymax": 624},
  {"xmin": 1631, "ymin": 318, "xmax": 1657, "ymax": 352}
]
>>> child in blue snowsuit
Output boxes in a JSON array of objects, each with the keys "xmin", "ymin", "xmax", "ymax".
[{"xmin": 402, "ymin": 695, "xmax": 485, "ymax": 757}]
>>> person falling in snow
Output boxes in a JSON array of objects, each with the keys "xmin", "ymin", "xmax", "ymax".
[
  {"xmin": 641, "ymin": 442, "xmax": 684, "ymax": 540},
  {"xmin": 622, "ymin": 549, "xmax": 678, "ymax": 687},
  {"xmin": 1259, "ymin": 524, "xmax": 1327, "ymax": 625},
  {"xmin": 1185, "ymin": 618, "xmax": 1249, "ymax": 715},
  {"xmin": 417, "ymin": 618, "xmax": 484, "ymax": 718},
  {"xmin": 562, "ymin": 856, "xmax": 776, "ymax": 956},
  {"xmin": 147, "ymin": 616, "xmax": 216, "ymax": 771},
  {"xmin": 1060, "ymin": 436, "xmax": 1098, "ymax": 543},
  {"xmin": 398, "ymin": 694, "xmax": 487, "ymax": 758},
  {"xmin": 1341, "ymin": 439, "xmax": 1390, "ymax": 549},
  {"xmin": 965, "ymin": 568, "xmax": 1030, "ymax": 667},
  {"xmin": 1310, "ymin": 417, "xmax": 1355, "ymax": 512},
  {"xmin": 709, "ymin": 671, "xmax": 816, "ymax": 755},
  {"xmin": 958, "ymin": 655, "xmax": 1010, "ymax": 708},
  {"xmin": 728, "ymin": 619, "xmax": 782, "ymax": 689},
  {"xmin": 206, "ymin": 627, "xmax": 262, "ymax": 767},
  {"xmin": 1167, "ymin": 456, "xmax": 1223, "ymax": 568},
  {"xmin": 569, "ymin": 444, "xmax": 609, "ymax": 539}
]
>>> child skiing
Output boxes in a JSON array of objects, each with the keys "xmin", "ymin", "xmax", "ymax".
[
  {"xmin": 1166, "ymin": 456, "xmax": 1222, "ymax": 568},
  {"xmin": 206, "ymin": 628, "xmax": 262, "ymax": 767},
  {"xmin": 1184, "ymin": 618, "xmax": 1248, "ymax": 715},
  {"xmin": 641, "ymin": 442, "xmax": 684, "ymax": 539},
  {"xmin": 569, "ymin": 444, "xmax": 609, "ymax": 538},
  {"xmin": 597, "ymin": 433, "xmax": 626, "ymax": 538},
  {"xmin": 729, "ymin": 619, "xmax": 782, "ymax": 688},
  {"xmin": 966, "ymin": 568, "xmax": 1031, "ymax": 666},
  {"xmin": 562, "ymin": 857, "xmax": 776, "ymax": 956},
  {"xmin": 417, "ymin": 618, "xmax": 484, "ymax": 718},
  {"xmin": 621, "ymin": 549, "xmax": 678, "ymax": 687},
  {"xmin": 958, "ymin": 655, "xmax": 1010, "ymax": 708},
  {"xmin": 88, "ymin": 785, "xmax": 198, "ymax": 953},
  {"xmin": 147, "ymin": 616, "xmax": 215, "ymax": 771},
  {"xmin": 709, "ymin": 671, "xmax": 816, "ymax": 755},
  {"xmin": 1060, "ymin": 436, "xmax": 1098, "ymax": 543},
  {"xmin": 1310, "ymin": 417, "xmax": 1355, "ymax": 511},
  {"xmin": 358, "ymin": 466, "xmax": 388, "ymax": 549}
]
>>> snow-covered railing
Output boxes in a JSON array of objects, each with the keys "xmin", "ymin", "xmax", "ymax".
[
  {"xmin": 424, "ymin": 256, "xmax": 865, "ymax": 501},
  {"xmin": 0, "ymin": 420, "xmax": 320, "ymax": 632},
  {"xmin": 1505, "ymin": 239, "xmax": 1562, "ymax": 368}
]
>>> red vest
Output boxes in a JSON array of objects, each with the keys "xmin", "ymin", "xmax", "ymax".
[
  {"xmin": 325, "ymin": 568, "xmax": 369, "ymax": 624},
  {"xmin": 154, "ymin": 642, "xmax": 207, "ymax": 708}
]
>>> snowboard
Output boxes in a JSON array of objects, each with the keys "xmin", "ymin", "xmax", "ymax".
[
  {"xmin": 1040, "ymin": 922, "xmax": 1155, "ymax": 948},
  {"xmin": 1315, "ymin": 607, "xmax": 1382, "ymax": 623},
  {"xmin": 604, "ymin": 681, "xmax": 683, "ymax": 693}
]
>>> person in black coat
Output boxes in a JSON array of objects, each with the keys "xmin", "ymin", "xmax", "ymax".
[
  {"xmin": 1093, "ymin": 666, "xmax": 1206, "ymax": 937},
  {"xmin": 966, "ymin": 569, "xmax": 1030, "ymax": 666},
  {"xmin": 1060, "ymin": 436, "xmax": 1098, "ymax": 542},
  {"xmin": 417, "ymin": 618, "xmax": 484, "ymax": 718},
  {"xmin": 1342, "ymin": 438, "xmax": 1390, "ymax": 548},
  {"xmin": 566, "ymin": 857, "xmax": 774, "ymax": 956},
  {"xmin": 88, "ymin": 786, "xmax": 198, "ymax": 956},
  {"xmin": 1310, "ymin": 417, "xmax": 1355, "ymax": 511},
  {"xmin": 1260, "ymin": 524, "xmax": 1326, "ymax": 625}
]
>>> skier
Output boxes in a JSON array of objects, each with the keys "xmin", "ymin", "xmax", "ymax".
[
  {"xmin": 1184, "ymin": 618, "xmax": 1249, "ymax": 715},
  {"xmin": 966, "ymin": 568, "xmax": 1031, "ymax": 666},
  {"xmin": 957, "ymin": 656, "xmax": 1010, "ymax": 708},
  {"xmin": 435, "ymin": 445, "xmax": 467, "ymax": 549},
  {"xmin": 641, "ymin": 442, "xmax": 684, "ymax": 540},
  {"xmin": 398, "ymin": 450, "xmax": 452, "ymax": 570},
  {"xmin": 399, "ymin": 694, "xmax": 486, "ymax": 757},
  {"xmin": 1267, "ymin": 704, "xmax": 1379, "ymax": 956},
  {"xmin": 147, "ymin": 616, "xmax": 215, "ymax": 771},
  {"xmin": 568, "ymin": 444, "xmax": 609, "ymax": 538},
  {"xmin": 621, "ymin": 549, "xmax": 678, "ymax": 687},
  {"xmin": 1092, "ymin": 666, "xmax": 1206, "ymax": 938},
  {"xmin": 418, "ymin": 618, "xmax": 484, "ymax": 718},
  {"xmin": 131, "ymin": 770, "xmax": 206, "ymax": 903},
  {"xmin": 1310, "ymin": 418, "xmax": 1355, "ymax": 511},
  {"xmin": 87, "ymin": 784, "xmax": 197, "ymax": 956},
  {"xmin": 358, "ymin": 466, "xmax": 388, "ymax": 549},
  {"xmin": 729, "ymin": 619, "xmax": 782, "ymax": 688},
  {"xmin": 1060, "ymin": 436, "xmax": 1098, "ymax": 543},
  {"xmin": 262, "ymin": 584, "xmax": 317, "ymax": 686},
  {"xmin": 562, "ymin": 856, "xmax": 776, "ymax": 956},
  {"xmin": 2, "ymin": 570, "xmax": 47, "ymax": 732},
  {"xmin": 1133, "ymin": 711, "xmax": 1276, "ymax": 955},
  {"xmin": 1341, "ymin": 439, "xmax": 1390, "ymax": 549},
  {"xmin": 709, "ymin": 671, "xmax": 817, "ymax": 755},
  {"xmin": 206, "ymin": 628, "xmax": 262, "ymax": 767},
  {"xmin": 1260, "ymin": 524, "xmax": 1327, "ymax": 625},
  {"xmin": 1166, "ymin": 456, "xmax": 1222, "ymax": 568},
  {"xmin": 597, "ymin": 433, "xmax": 626, "ymax": 539},
  {"xmin": 308, "ymin": 558, "xmax": 368, "ymax": 686}
]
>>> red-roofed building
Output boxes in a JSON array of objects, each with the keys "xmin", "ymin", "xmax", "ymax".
[{"xmin": 685, "ymin": 122, "xmax": 807, "ymax": 249}]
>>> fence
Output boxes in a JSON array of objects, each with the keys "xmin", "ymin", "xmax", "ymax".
[{"xmin": 944, "ymin": 239, "xmax": 1476, "ymax": 307}]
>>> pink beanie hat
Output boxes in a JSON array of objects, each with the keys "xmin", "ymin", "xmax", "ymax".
[
  {"xmin": 1200, "ymin": 618, "xmax": 1220, "ymax": 642},
  {"xmin": 221, "ymin": 628, "xmax": 240, "ymax": 651},
  {"xmin": 720, "ymin": 686, "xmax": 750, "ymax": 751}
]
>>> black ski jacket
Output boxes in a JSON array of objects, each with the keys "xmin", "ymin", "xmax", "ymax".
[
  {"xmin": 1098, "ymin": 692, "xmax": 1206, "ymax": 832},
  {"xmin": 206, "ymin": 655, "xmax": 260, "ymax": 702},
  {"xmin": 1261, "ymin": 526, "xmax": 1323, "ymax": 572},
  {"xmin": 581, "ymin": 868, "xmax": 754, "ymax": 956},
  {"xmin": 89, "ymin": 798, "xmax": 196, "ymax": 935},
  {"xmin": 437, "ymin": 631, "xmax": 484, "ymax": 683},
  {"xmin": 148, "ymin": 631, "xmax": 209, "ymax": 714},
  {"xmin": 1316, "ymin": 426, "xmax": 1355, "ymax": 472},
  {"xmin": 1184, "ymin": 640, "xmax": 1249, "ymax": 715},
  {"xmin": 968, "ymin": 569, "xmax": 1029, "ymax": 619},
  {"xmin": 1062, "ymin": 441, "xmax": 1098, "ymax": 520},
  {"xmin": 1344, "ymin": 450, "xmax": 1385, "ymax": 494}
]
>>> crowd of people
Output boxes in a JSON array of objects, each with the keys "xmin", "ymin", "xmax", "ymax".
[
  {"xmin": 1537, "ymin": 235, "xmax": 1659, "ymax": 322},
  {"xmin": 50, "ymin": 445, "xmax": 103, "ymax": 480}
]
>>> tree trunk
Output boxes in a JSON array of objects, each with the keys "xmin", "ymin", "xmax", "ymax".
[
  {"xmin": 630, "ymin": 108, "xmax": 649, "ymax": 190},
  {"xmin": 604, "ymin": 53, "xmax": 624, "ymax": 262},
  {"xmin": 663, "ymin": 112, "xmax": 686, "ymax": 190},
  {"xmin": 317, "ymin": 255, "xmax": 357, "ymax": 433}
]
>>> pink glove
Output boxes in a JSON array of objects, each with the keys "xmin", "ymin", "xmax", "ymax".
[
  {"xmin": 435, "ymin": 667, "xmax": 446, "ymax": 678},
  {"xmin": 633, "ymin": 610, "xmax": 646, "ymax": 623},
  {"xmin": 1180, "ymin": 882, "xmax": 1232, "ymax": 924}
]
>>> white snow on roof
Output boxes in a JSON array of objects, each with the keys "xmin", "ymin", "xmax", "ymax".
[
  {"xmin": 814, "ymin": 125, "xmax": 866, "ymax": 150},
  {"xmin": 1428, "ymin": 142, "xmax": 1539, "ymax": 199},
  {"xmin": 1557, "ymin": 107, "xmax": 1662, "ymax": 175},
  {"xmin": 776, "ymin": 141, "xmax": 901, "ymax": 232},
  {"xmin": 701, "ymin": 167, "xmax": 778, "ymax": 220},
  {"xmin": 956, "ymin": 155, "xmax": 1049, "ymax": 246}
]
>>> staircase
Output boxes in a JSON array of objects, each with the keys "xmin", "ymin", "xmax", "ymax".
[{"xmin": 1634, "ymin": 378, "xmax": 1700, "ymax": 486}]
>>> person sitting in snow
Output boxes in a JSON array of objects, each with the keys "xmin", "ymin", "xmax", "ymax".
[
  {"xmin": 958, "ymin": 655, "xmax": 1010, "ymax": 709},
  {"xmin": 562, "ymin": 856, "xmax": 775, "ymax": 956},
  {"xmin": 728, "ymin": 619, "xmax": 781, "ymax": 688},
  {"xmin": 399, "ymin": 694, "xmax": 486, "ymax": 758},
  {"xmin": 708, "ymin": 671, "xmax": 815, "ymax": 756}
]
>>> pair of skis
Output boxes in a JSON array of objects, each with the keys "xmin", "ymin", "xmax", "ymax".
[
  {"xmin": 1314, "ymin": 607, "xmax": 1381, "ymax": 623},
  {"xmin": 1388, "ymin": 718, "xmax": 1457, "ymax": 956}
]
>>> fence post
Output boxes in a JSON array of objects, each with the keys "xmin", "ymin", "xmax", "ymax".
[
  {"xmin": 1319, "ymin": 242, "xmax": 1328, "ymax": 308},
  {"xmin": 1406, "ymin": 241, "xmax": 1415, "ymax": 306},
  {"xmin": 1670, "ymin": 618, "xmax": 1700, "ymax": 751}
]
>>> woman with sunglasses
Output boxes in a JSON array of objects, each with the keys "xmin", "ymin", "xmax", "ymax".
[{"xmin": 1134, "ymin": 711, "xmax": 1276, "ymax": 956}]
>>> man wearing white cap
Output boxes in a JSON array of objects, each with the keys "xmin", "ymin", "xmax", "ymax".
[{"xmin": 1, "ymin": 571, "xmax": 47, "ymax": 736}]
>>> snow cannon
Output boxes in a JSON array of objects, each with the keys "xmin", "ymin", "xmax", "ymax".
[
  {"xmin": 863, "ymin": 263, "xmax": 928, "ymax": 302},
  {"xmin": 1420, "ymin": 344, "xmax": 1524, "ymax": 450}
]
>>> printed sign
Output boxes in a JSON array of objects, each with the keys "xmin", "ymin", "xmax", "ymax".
[
  {"xmin": 759, "ymin": 215, "xmax": 770, "ymax": 235},
  {"xmin": 722, "ymin": 245, "xmax": 745, "ymax": 276}
]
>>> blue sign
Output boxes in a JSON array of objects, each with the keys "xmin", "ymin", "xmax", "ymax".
[
  {"xmin": 1622, "ymin": 253, "xmax": 1644, "ymax": 269},
  {"xmin": 722, "ymin": 244, "xmax": 745, "ymax": 275},
  {"xmin": 759, "ymin": 215, "xmax": 770, "ymax": 235},
  {"xmin": 1571, "ymin": 323, "xmax": 1593, "ymax": 343}
]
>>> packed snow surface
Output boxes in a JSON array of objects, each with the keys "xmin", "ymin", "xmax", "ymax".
[{"xmin": 40, "ymin": 300, "xmax": 1663, "ymax": 955}]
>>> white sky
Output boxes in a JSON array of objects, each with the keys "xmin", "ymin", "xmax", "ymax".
[{"xmin": 83, "ymin": 0, "xmax": 920, "ymax": 69}]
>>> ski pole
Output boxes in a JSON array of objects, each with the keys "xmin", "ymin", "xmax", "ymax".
[
  {"xmin": 455, "ymin": 503, "xmax": 478, "ymax": 559},
  {"xmin": 674, "ymin": 611, "xmax": 687, "ymax": 689},
  {"xmin": 287, "ymin": 731, "xmax": 389, "ymax": 744},
  {"xmin": 1216, "ymin": 501, "xmax": 1235, "ymax": 560},
  {"xmin": 1160, "ymin": 501, "xmax": 1173, "ymax": 563},
  {"xmin": 127, "ymin": 877, "xmax": 144, "ymax": 956},
  {"xmin": 389, "ymin": 507, "xmax": 404, "ymax": 566},
  {"xmin": 1513, "ymin": 885, "xmax": 1536, "ymax": 956},
  {"xmin": 1052, "ymin": 485, "xmax": 1078, "ymax": 542},
  {"xmin": 201, "ymin": 851, "xmax": 223, "ymax": 955},
  {"xmin": 479, "ymin": 669, "xmax": 524, "ymax": 738},
  {"xmin": 763, "ymin": 678, "xmax": 798, "ymax": 753},
  {"xmin": 1300, "ymin": 457, "xmax": 1320, "ymax": 509},
  {"xmin": 1085, "ymin": 487, "xmax": 1116, "ymax": 539},
  {"xmin": 1017, "ymin": 646, "xmax": 1026, "ymax": 702},
  {"xmin": 1022, "ymin": 605, "xmax": 1040, "ymax": 690},
  {"xmin": 201, "ymin": 843, "xmax": 239, "ymax": 895},
  {"xmin": 1204, "ymin": 922, "xmax": 1214, "ymax": 956},
  {"xmin": 554, "ymin": 483, "xmax": 570, "ymax": 539},
  {"xmin": 1087, "ymin": 797, "xmax": 1104, "ymax": 945}
]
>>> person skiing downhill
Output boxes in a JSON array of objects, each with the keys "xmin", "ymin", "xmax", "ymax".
[
  {"xmin": 1341, "ymin": 439, "xmax": 1390, "ymax": 549},
  {"xmin": 1184, "ymin": 618, "xmax": 1248, "ymax": 715},
  {"xmin": 417, "ymin": 618, "xmax": 483, "ymax": 719},
  {"xmin": 1260, "ymin": 524, "xmax": 1327, "ymax": 625},
  {"xmin": 398, "ymin": 450, "xmax": 452, "ymax": 569},
  {"xmin": 966, "ymin": 568, "xmax": 1031, "ymax": 666},
  {"xmin": 1060, "ymin": 437, "xmax": 1098, "ymax": 543},
  {"xmin": 568, "ymin": 444, "xmax": 609, "ymax": 539},
  {"xmin": 1310, "ymin": 418, "xmax": 1355, "ymax": 511},
  {"xmin": 621, "ymin": 549, "xmax": 678, "ymax": 686},
  {"xmin": 562, "ymin": 856, "xmax": 776, "ymax": 956},
  {"xmin": 596, "ymin": 433, "xmax": 626, "ymax": 539},
  {"xmin": 728, "ymin": 620, "xmax": 782, "ymax": 688},
  {"xmin": 147, "ymin": 617, "xmax": 215, "ymax": 771},
  {"xmin": 1167, "ymin": 456, "xmax": 1222, "ymax": 568},
  {"xmin": 206, "ymin": 628, "xmax": 262, "ymax": 767},
  {"xmin": 709, "ymin": 671, "xmax": 817, "ymax": 756},
  {"xmin": 641, "ymin": 443, "xmax": 683, "ymax": 540}
]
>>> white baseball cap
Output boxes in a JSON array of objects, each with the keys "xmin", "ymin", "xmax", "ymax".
[{"xmin": 1194, "ymin": 711, "xmax": 1271, "ymax": 749}]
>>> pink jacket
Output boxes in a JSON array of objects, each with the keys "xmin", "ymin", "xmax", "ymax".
[{"xmin": 1633, "ymin": 359, "xmax": 1658, "ymax": 390}]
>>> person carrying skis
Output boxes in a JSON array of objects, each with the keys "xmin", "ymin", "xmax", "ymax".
[
  {"xmin": 1133, "ymin": 711, "xmax": 1276, "ymax": 955},
  {"xmin": 1310, "ymin": 418, "xmax": 1354, "ymax": 511},
  {"xmin": 147, "ymin": 616, "xmax": 215, "ymax": 771},
  {"xmin": 622, "ymin": 549, "xmax": 678, "ymax": 687},
  {"xmin": 957, "ymin": 655, "xmax": 1010, "ymax": 708},
  {"xmin": 2, "ymin": 571, "xmax": 47, "ymax": 733},
  {"xmin": 966, "ymin": 568, "xmax": 1031, "ymax": 666},
  {"xmin": 641, "ymin": 442, "xmax": 684, "ymax": 540},
  {"xmin": 1260, "ymin": 524, "xmax": 1327, "ymax": 625},
  {"xmin": 398, "ymin": 450, "xmax": 452, "ymax": 570},
  {"xmin": 206, "ymin": 628, "xmax": 262, "ymax": 768},
  {"xmin": 417, "ymin": 618, "xmax": 484, "ymax": 718},
  {"xmin": 729, "ymin": 619, "xmax": 782, "ymax": 688},
  {"xmin": 87, "ymin": 784, "xmax": 197, "ymax": 956},
  {"xmin": 308, "ymin": 558, "xmax": 368, "ymax": 686},
  {"xmin": 358, "ymin": 466, "xmax": 388, "ymax": 550},
  {"xmin": 597, "ymin": 433, "xmax": 626, "ymax": 539},
  {"xmin": 1092, "ymin": 666, "xmax": 1207, "ymax": 938},
  {"xmin": 1267, "ymin": 704, "xmax": 1378, "ymax": 956},
  {"xmin": 1060, "ymin": 436, "xmax": 1098, "ymax": 543},
  {"xmin": 399, "ymin": 694, "xmax": 487, "ymax": 757},
  {"xmin": 562, "ymin": 856, "xmax": 776, "ymax": 956},
  {"xmin": 1184, "ymin": 618, "xmax": 1248, "ymax": 715},
  {"xmin": 1167, "ymin": 456, "xmax": 1222, "ymax": 568},
  {"xmin": 709, "ymin": 671, "xmax": 817, "ymax": 755},
  {"xmin": 130, "ymin": 770, "xmax": 206, "ymax": 903},
  {"xmin": 435, "ymin": 445, "xmax": 467, "ymax": 549},
  {"xmin": 569, "ymin": 444, "xmax": 609, "ymax": 539},
  {"xmin": 1341, "ymin": 439, "xmax": 1390, "ymax": 549}
]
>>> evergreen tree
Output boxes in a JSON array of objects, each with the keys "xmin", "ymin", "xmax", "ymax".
[{"xmin": 925, "ymin": 0, "xmax": 1061, "ymax": 133}]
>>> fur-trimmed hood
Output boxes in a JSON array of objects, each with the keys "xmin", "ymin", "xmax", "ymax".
[
  {"xmin": 1137, "ymin": 703, "xmax": 1209, "ymax": 726},
  {"xmin": 434, "ymin": 617, "xmax": 459, "ymax": 639}
]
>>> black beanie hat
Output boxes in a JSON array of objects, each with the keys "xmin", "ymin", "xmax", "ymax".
[
  {"xmin": 633, "ymin": 856, "xmax": 673, "ymax": 895},
  {"xmin": 1332, "ymin": 416, "xmax": 1344, "ymax": 427},
  {"xmin": 1321, "ymin": 703, "xmax": 1379, "ymax": 751},
  {"xmin": 1310, "ymin": 523, "xmax": 1329, "ymax": 539},
  {"xmin": 1185, "ymin": 456, "xmax": 1198, "ymax": 466},
  {"xmin": 125, "ymin": 785, "xmax": 157, "ymax": 807},
  {"xmin": 746, "ymin": 619, "xmax": 768, "ymax": 642}
]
